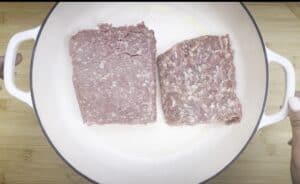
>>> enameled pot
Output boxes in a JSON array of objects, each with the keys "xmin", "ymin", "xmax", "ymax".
[{"xmin": 3, "ymin": 2, "xmax": 296, "ymax": 184}]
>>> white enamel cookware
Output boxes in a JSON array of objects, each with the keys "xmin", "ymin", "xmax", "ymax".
[{"xmin": 3, "ymin": 2, "xmax": 297, "ymax": 184}]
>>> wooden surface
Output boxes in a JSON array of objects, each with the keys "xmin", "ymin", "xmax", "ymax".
[{"xmin": 0, "ymin": 2, "xmax": 299, "ymax": 184}]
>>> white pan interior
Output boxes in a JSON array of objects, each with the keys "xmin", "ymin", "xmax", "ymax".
[{"xmin": 32, "ymin": 2, "xmax": 267, "ymax": 184}]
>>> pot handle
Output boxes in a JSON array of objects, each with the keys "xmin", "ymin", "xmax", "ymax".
[
  {"xmin": 4, "ymin": 26, "xmax": 40, "ymax": 107},
  {"xmin": 259, "ymin": 48, "xmax": 296, "ymax": 129}
]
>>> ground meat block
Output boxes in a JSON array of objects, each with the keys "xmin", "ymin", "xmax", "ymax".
[
  {"xmin": 157, "ymin": 35, "xmax": 242, "ymax": 125},
  {"xmin": 69, "ymin": 22, "xmax": 156, "ymax": 125}
]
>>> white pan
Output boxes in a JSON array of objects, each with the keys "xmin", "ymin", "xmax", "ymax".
[{"xmin": 3, "ymin": 2, "xmax": 297, "ymax": 184}]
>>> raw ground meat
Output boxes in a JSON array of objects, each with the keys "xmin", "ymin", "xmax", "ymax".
[
  {"xmin": 69, "ymin": 22, "xmax": 157, "ymax": 125},
  {"xmin": 157, "ymin": 35, "xmax": 242, "ymax": 125}
]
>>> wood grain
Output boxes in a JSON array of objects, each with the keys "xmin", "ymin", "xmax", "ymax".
[{"xmin": 0, "ymin": 2, "xmax": 298, "ymax": 184}]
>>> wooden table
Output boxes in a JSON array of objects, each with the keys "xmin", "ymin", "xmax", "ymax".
[{"xmin": 0, "ymin": 2, "xmax": 299, "ymax": 184}]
